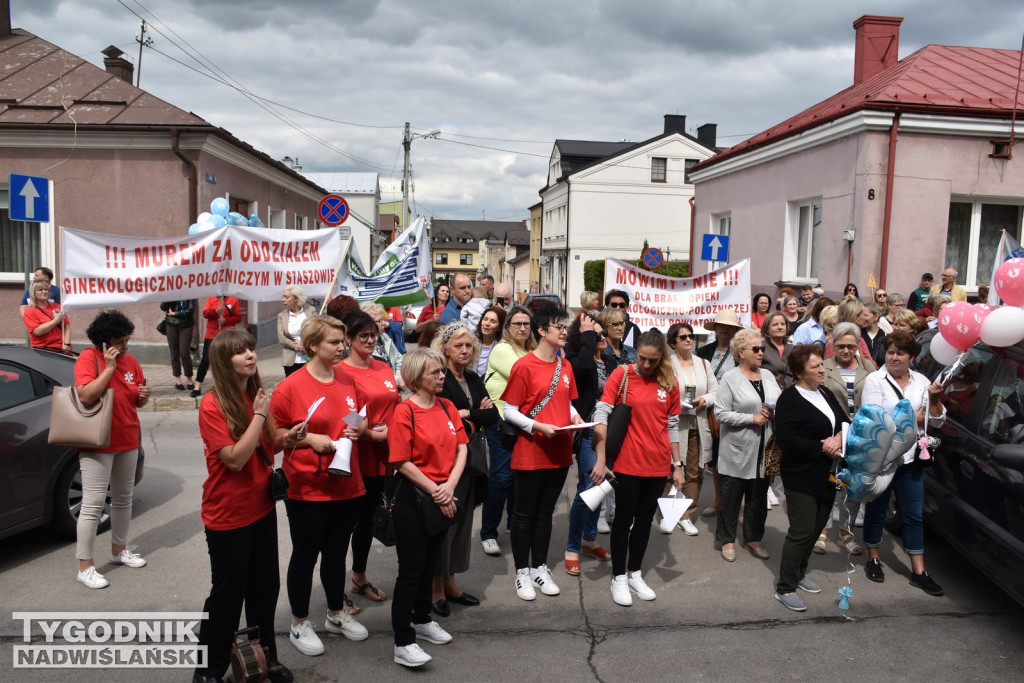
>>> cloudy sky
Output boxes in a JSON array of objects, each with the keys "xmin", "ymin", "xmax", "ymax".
[{"xmin": 13, "ymin": 0, "xmax": 1024, "ymax": 222}]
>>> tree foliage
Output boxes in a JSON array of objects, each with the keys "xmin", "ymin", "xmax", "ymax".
[{"xmin": 584, "ymin": 257, "xmax": 690, "ymax": 292}]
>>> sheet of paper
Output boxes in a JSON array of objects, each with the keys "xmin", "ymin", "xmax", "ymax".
[
  {"xmin": 342, "ymin": 405, "xmax": 365, "ymax": 428},
  {"xmin": 300, "ymin": 396, "xmax": 326, "ymax": 430},
  {"xmin": 658, "ymin": 494, "xmax": 694, "ymax": 528},
  {"xmin": 555, "ymin": 422, "xmax": 597, "ymax": 431}
]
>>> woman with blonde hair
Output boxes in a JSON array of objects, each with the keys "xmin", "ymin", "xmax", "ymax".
[
  {"xmin": 23, "ymin": 277, "xmax": 70, "ymax": 351},
  {"xmin": 429, "ymin": 323, "xmax": 498, "ymax": 615},
  {"xmin": 892, "ymin": 309, "xmax": 926, "ymax": 336},
  {"xmin": 823, "ymin": 298, "xmax": 874, "ymax": 363},
  {"xmin": 600, "ymin": 306, "xmax": 637, "ymax": 366},
  {"xmin": 278, "ymin": 285, "xmax": 315, "ymax": 377}
]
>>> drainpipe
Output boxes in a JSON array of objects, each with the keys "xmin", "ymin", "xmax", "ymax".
[
  {"xmin": 879, "ymin": 113, "xmax": 900, "ymax": 289},
  {"xmin": 564, "ymin": 177, "xmax": 571, "ymax": 304},
  {"xmin": 688, "ymin": 196, "xmax": 696, "ymax": 276},
  {"xmin": 170, "ymin": 128, "xmax": 198, "ymax": 224}
]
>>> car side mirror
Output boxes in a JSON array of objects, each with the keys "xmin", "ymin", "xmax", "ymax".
[{"xmin": 992, "ymin": 444, "xmax": 1024, "ymax": 471}]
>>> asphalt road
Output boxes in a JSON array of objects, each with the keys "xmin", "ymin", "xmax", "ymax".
[{"xmin": 1, "ymin": 409, "xmax": 1023, "ymax": 682}]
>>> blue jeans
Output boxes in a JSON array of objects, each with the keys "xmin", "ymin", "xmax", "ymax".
[
  {"xmin": 566, "ymin": 432, "xmax": 601, "ymax": 554},
  {"xmin": 863, "ymin": 463, "xmax": 924, "ymax": 555},
  {"xmin": 480, "ymin": 424, "xmax": 515, "ymax": 541}
]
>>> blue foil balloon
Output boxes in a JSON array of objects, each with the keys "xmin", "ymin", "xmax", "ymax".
[
  {"xmin": 211, "ymin": 215, "xmax": 227, "ymax": 228},
  {"xmin": 839, "ymin": 400, "xmax": 916, "ymax": 502},
  {"xmin": 248, "ymin": 214, "xmax": 265, "ymax": 228},
  {"xmin": 226, "ymin": 211, "xmax": 248, "ymax": 226},
  {"xmin": 210, "ymin": 197, "xmax": 229, "ymax": 216}
]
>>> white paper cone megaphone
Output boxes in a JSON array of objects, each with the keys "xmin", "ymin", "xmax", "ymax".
[
  {"xmin": 327, "ymin": 439, "xmax": 353, "ymax": 476},
  {"xmin": 581, "ymin": 474, "xmax": 617, "ymax": 512}
]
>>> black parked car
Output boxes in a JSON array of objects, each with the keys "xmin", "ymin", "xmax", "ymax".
[
  {"xmin": 0, "ymin": 347, "xmax": 144, "ymax": 540},
  {"xmin": 914, "ymin": 337, "xmax": 1024, "ymax": 605}
]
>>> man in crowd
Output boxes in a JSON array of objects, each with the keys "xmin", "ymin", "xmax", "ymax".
[
  {"xmin": 930, "ymin": 267, "xmax": 967, "ymax": 302},
  {"xmin": 907, "ymin": 272, "xmax": 934, "ymax": 311},
  {"xmin": 494, "ymin": 282, "xmax": 512, "ymax": 309},
  {"xmin": 478, "ymin": 274, "xmax": 495, "ymax": 300},
  {"xmin": 440, "ymin": 273, "xmax": 473, "ymax": 323},
  {"xmin": 796, "ymin": 284, "xmax": 819, "ymax": 315}
]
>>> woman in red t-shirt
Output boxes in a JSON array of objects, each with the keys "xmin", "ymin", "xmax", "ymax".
[
  {"xmin": 72, "ymin": 310, "xmax": 151, "ymax": 591},
  {"xmin": 338, "ymin": 309, "xmax": 401, "ymax": 606},
  {"xmin": 592, "ymin": 329, "xmax": 684, "ymax": 607},
  {"xmin": 22, "ymin": 278, "xmax": 70, "ymax": 351},
  {"xmin": 387, "ymin": 348, "xmax": 468, "ymax": 667},
  {"xmin": 270, "ymin": 314, "xmax": 369, "ymax": 657},
  {"xmin": 194, "ymin": 329, "xmax": 304, "ymax": 683},
  {"xmin": 415, "ymin": 283, "xmax": 450, "ymax": 333},
  {"xmin": 192, "ymin": 296, "xmax": 243, "ymax": 398},
  {"xmin": 501, "ymin": 306, "xmax": 583, "ymax": 602}
]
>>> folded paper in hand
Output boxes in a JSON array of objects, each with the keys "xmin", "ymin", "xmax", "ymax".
[{"xmin": 657, "ymin": 488, "xmax": 693, "ymax": 529}]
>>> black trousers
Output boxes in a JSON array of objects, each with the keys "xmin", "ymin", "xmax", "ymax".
[
  {"xmin": 351, "ymin": 475, "xmax": 385, "ymax": 575},
  {"xmin": 391, "ymin": 479, "xmax": 445, "ymax": 646},
  {"xmin": 195, "ymin": 338, "xmax": 213, "ymax": 384},
  {"xmin": 610, "ymin": 473, "xmax": 664, "ymax": 577},
  {"xmin": 511, "ymin": 467, "xmax": 568, "ymax": 570},
  {"xmin": 284, "ymin": 498, "xmax": 358, "ymax": 618},
  {"xmin": 777, "ymin": 488, "xmax": 834, "ymax": 594},
  {"xmin": 715, "ymin": 474, "xmax": 769, "ymax": 545},
  {"xmin": 195, "ymin": 509, "xmax": 280, "ymax": 679}
]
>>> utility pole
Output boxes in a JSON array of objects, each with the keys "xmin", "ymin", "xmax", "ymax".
[
  {"xmin": 402, "ymin": 122, "xmax": 411, "ymax": 234},
  {"xmin": 135, "ymin": 20, "xmax": 152, "ymax": 88}
]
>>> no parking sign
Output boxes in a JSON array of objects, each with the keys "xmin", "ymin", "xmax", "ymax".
[{"xmin": 318, "ymin": 194, "xmax": 350, "ymax": 226}]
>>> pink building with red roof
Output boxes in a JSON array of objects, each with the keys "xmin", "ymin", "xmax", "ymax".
[{"xmin": 689, "ymin": 15, "xmax": 1024, "ymax": 301}]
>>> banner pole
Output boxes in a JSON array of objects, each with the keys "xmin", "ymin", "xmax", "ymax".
[{"xmin": 320, "ymin": 235, "xmax": 354, "ymax": 314}]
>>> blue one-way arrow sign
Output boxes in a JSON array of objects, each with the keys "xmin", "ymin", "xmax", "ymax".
[
  {"xmin": 701, "ymin": 233, "xmax": 730, "ymax": 262},
  {"xmin": 9, "ymin": 174, "xmax": 50, "ymax": 223}
]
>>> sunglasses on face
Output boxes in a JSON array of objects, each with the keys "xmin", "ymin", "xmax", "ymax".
[
  {"xmin": 748, "ymin": 346, "xmax": 765, "ymax": 353},
  {"xmin": 607, "ymin": 302, "xmax": 628, "ymax": 309},
  {"xmin": 876, "ymin": 293, "xmax": 887, "ymax": 299},
  {"xmin": 835, "ymin": 344, "xmax": 858, "ymax": 350},
  {"xmin": 675, "ymin": 334, "xmax": 694, "ymax": 341}
]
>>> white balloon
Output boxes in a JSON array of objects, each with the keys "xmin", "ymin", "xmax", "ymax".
[
  {"xmin": 196, "ymin": 212, "xmax": 211, "ymax": 225},
  {"xmin": 980, "ymin": 306, "xmax": 1024, "ymax": 348},
  {"xmin": 929, "ymin": 332, "xmax": 959, "ymax": 365}
]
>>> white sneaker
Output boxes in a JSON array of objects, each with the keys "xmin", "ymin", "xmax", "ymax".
[
  {"xmin": 394, "ymin": 643, "xmax": 431, "ymax": 667},
  {"xmin": 531, "ymin": 565, "xmax": 560, "ymax": 596},
  {"xmin": 855, "ymin": 505, "xmax": 865, "ymax": 527},
  {"xmin": 596, "ymin": 516, "xmax": 611, "ymax": 534},
  {"xmin": 627, "ymin": 570, "xmax": 656, "ymax": 601},
  {"xmin": 611, "ymin": 575, "xmax": 632, "ymax": 606},
  {"xmin": 767, "ymin": 487, "xmax": 780, "ymax": 507},
  {"xmin": 481, "ymin": 538, "xmax": 501, "ymax": 556},
  {"xmin": 412, "ymin": 621, "xmax": 451, "ymax": 645},
  {"xmin": 325, "ymin": 610, "xmax": 368, "ymax": 641},
  {"xmin": 77, "ymin": 566, "xmax": 108, "ymax": 589},
  {"xmin": 515, "ymin": 570, "xmax": 536, "ymax": 601},
  {"xmin": 658, "ymin": 517, "xmax": 675, "ymax": 534},
  {"xmin": 109, "ymin": 549, "xmax": 147, "ymax": 568},
  {"xmin": 290, "ymin": 620, "xmax": 324, "ymax": 656},
  {"xmin": 678, "ymin": 518, "xmax": 699, "ymax": 536}
]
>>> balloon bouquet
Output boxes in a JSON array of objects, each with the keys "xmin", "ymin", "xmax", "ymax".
[
  {"xmin": 832, "ymin": 262, "xmax": 1024, "ymax": 610},
  {"xmin": 187, "ymin": 197, "xmax": 265, "ymax": 235}
]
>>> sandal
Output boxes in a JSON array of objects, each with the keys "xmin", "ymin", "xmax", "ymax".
[
  {"xmin": 341, "ymin": 594, "xmax": 361, "ymax": 615},
  {"xmin": 813, "ymin": 532, "xmax": 828, "ymax": 554},
  {"xmin": 564, "ymin": 559, "xmax": 581, "ymax": 576},
  {"xmin": 837, "ymin": 531, "xmax": 863, "ymax": 555},
  {"xmin": 581, "ymin": 545, "xmax": 611, "ymax": 561},
  {"xmin": 351, "ymin": 581, "xmax": 387, "ymax": 602}
]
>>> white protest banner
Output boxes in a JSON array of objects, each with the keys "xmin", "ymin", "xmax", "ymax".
[
  {"xmin": 59, "ymin": 225, "xmax": 343, "ymax": 310},
  {"xmin": 328, "ymin": 216, "xmax": 432, "ymax": 308},
  {"xmin": 603, "ymin": 258, "xmax": 751, "ymax": 331}
]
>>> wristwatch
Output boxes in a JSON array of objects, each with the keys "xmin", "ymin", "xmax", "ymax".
[{"xmin": 671, "ymin": 461, "xmax": 683, "ymax": 468}]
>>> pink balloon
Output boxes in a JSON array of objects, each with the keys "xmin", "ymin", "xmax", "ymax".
[
  {"xmin": 973, "ymin": 302, "xmax": 994, "ymax": 326},
  {"xmin": 994, "ymin": 258, "xmax": 1024, "ymax": 306},
  {"xmin": 938, "ymin": 300, "xmax": 981, "ymax": 351}
]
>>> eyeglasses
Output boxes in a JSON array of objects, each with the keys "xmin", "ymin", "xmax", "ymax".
[
  {"xmin": 356, "ymin": 332, "xmax": 380, "ymax": 343},
  {"xmin": 748, "ymin": 346, "xmax": 765, "ymax": 353},
  {"xmin": 427, "ymin": 368, "xmax": 447, "ymax": 378},
  {"xmin": 608, "ymin": 321, "xmax": 625, "ymax": 328},
  {"xmin": 675, "ymin": 334, "xmax": 694, "ymax": 341},
  {"xmin": 607, "ymin": 302, "xmax": 628, "ymax": 309},
  {"xmin": 509, "ymin": 321, "xmax": 531, "ymax": 328},
  {"xmin": 547, "ymin": 323, "xmax": 568, "ymax": 331},
  {"xmin": 835, "ymin": 344, "xmax": 858, "ymax": 350}
]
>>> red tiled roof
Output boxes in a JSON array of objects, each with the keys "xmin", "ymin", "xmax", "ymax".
[
  {"xmin": 0, "ymin": 29, "xmax": 209, "ymax": 127},
  {"xmin": 698, "ymin": 44, "xmax": 1024, "ymax": 169}
]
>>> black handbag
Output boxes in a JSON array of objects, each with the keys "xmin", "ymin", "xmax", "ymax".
[
  {"xmin": 502, "ymin": 357, "xmax": 563, "ymax": 451},
  {"xmin": 257, "ymin": 445, "xmax": 289, "ymax": 502},
  {"xmin": 499, "ymin": 418, "xmax": 519, "ymax": 450},
  {"xmin": 156, "ymin": 319, "xmax": 167, "ymax": 335},
  {"xmin": 466, "ymin": 427, "xmax": 489, "ymax": 476},
  {"xmin": 604, "ymin": 367, "xmax": 632, "ymax": 469},
  {"xmin": 371, "ymin": 474, "xmax": 399, "ymax": 547}
]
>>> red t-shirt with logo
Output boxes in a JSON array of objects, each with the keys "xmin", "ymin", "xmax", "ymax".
[
  {"xmin": 198, "ymin": 393, "xmax": 276, "ymax": 531},
  {"xmin": 23, "ymin": 303, "xmax": 67, "ymax": 349},
  {"xmin": 388, "ymin": 398, "xmax": 468, "ymax": 483},
  {"xmin": 74, "ymin": 346, "xmax": 143, "ymax": 453},
  {"xmin": 270, "ymin": 366, "xmax": 366, "ymax": 501},
  {"xmin": 338, "ymin": 359, "xmax": 401, "ymax": 478},
  {"xmin": 601, "ymin": 365, "xmax": 681, "ymax": 478},
  {"xmin": 501, "ymin": 353, "xmax": 578, "ymax": 470},
  {"xmin": 202, "ymin": 296, "xmax": 242, "ymax": 340}
]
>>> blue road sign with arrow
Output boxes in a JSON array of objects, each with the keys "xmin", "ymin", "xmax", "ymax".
[
  {"xmin": 9, "ymin": 174, "xmax": 50, "ymax": 223},
  {"xmin": 701, "ymin": 233, "xmax": 729, "ymax": 262}
]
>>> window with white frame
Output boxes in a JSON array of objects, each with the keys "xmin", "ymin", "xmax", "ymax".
[
  {"xmin": 709, "ymin": 212, "xmax": 731, "ymax": 271},
  {"xmin": 946, "ymin": 200, "xmax": 1023, "ymax": 291},
  {"xmin": 436, "ymin": 253, "xmax": 448, "ymax": 265},
  {"xmin": 295, "ymin": 214, "xmax": 307, "ymax": 231},
  {"xmin": 0, "ymin": 182, "xmax": 55, "ymax": 284},
  {"xmin": 786, "ymin": 199, "xmax": 821, "ymax": 281},
  {"xmin": 269, "ymin": 208, "xmax": 286, "ymax": 230},
  {"xmin": 460, "ymin": 253, "xmax": 473, "ymax": 266}
]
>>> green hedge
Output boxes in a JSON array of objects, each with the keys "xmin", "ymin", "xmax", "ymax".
[{"xmin": 584, "ymin": 258, "xmax": 690, "ymax": 292}]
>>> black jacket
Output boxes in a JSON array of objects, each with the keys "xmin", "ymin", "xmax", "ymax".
[
  {"xmin": 160, "ymin": 299, "xmax": 195, "ymax": 327},
  {"xmin": 566, "ymin": 330, "xmax": 617, "ymax": 421},
  {"xmin": 774, "ymin": 385, "xmax": 850, "ymax": 500},
  {"xmin": 438, "ymin": 369, "xmax": 498, "ymax": 503}
]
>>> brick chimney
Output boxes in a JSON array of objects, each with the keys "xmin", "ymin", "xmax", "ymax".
[
  {"xmin": 697, "ymin": 123, "xmax": 717, "ymax": 150},
  {"xmin": 664, "ymin": 114, "xmax": 687, "ymax": 136},
  {"xmin": 1, "ymin": 0, "xmax": 12, "ymax": 38},
  {"xmin": 853, "ymin": 15, "xmax": 902, "ymax": 85},
  {"xmin": 101, "ymin": 45, "xmax": 134, "ymax": 84}
]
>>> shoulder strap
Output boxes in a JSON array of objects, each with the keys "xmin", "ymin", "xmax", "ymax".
[
  {"xmin": 884, "ymin": 375, "xmax": 904, "ymax": 400},
  {"xmin": 257, "ymin": 443, "xmax": 274, "ymax": 469},
  {"xmin": 615, "ymin": 365, "xmax": 630, "ymax": 405},
  {"xmin": 714, "ymin": 351, "xmax": 729, "ymax": 376},
  {"xmin": 527, "ymin": 356, "xmax": 562, "ymax": 419}
]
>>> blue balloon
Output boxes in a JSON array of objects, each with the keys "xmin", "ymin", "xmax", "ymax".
[
  {"xmin": 226, "ymin": 211, "xmax": 248, "ymax": 226},
  {"xmin": 210, "ymin": 197, "xmax": 229, "ymax": 216},
  {"xmin": 211, "ymin": 215, "xmax": 227, "ymax": 228},
  {"xmin": 248, "ymin": 214, "xmax": 265, "ymax": 228},
  {"xmin": 838, "ymin": 400, "xmax": 916, "ymax": 502},
  {"xmin": 187, "ymin": 223, "xmax": 200, "ymax": 235}
]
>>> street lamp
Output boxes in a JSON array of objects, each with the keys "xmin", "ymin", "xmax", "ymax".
[{"xmin": 402, "ymin": 123, "xmax": 441, "ymax": 231}]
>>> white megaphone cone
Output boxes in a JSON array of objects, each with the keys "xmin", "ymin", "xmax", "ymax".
[
  {"xmin": 327, "ymin": 439, "xmax": 353, "ymax": 476},
  {"xmin": 580, "ymin": 474, "xmax": 617, "ymax": 512}
]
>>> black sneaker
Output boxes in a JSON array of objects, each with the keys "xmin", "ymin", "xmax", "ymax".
[
  {"xmin": 909, "ymin": 571, "xmax": 944, "ymax": 596},
  {"xmin": 865, "ymin": 558, "xmax": 885, "ymax": 583}
]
